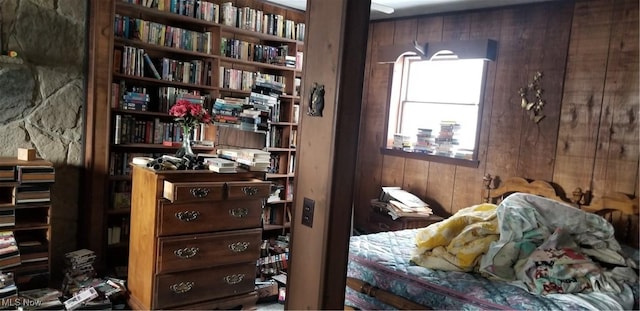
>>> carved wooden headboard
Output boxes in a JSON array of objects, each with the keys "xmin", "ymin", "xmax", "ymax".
[
  {"xmin": 482, "ymin": 175, "xmax": 639, "ymax": 247},
  {"xmin": 483, "ymin": 176, "xmax": 570, "ymax": 205}
]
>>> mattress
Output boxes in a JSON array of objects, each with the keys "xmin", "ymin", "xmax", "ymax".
[{"xmin": 345, "ymin": 229, "xmax": 639, "ymax": 310}]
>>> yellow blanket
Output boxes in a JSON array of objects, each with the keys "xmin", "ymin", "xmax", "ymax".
[{"xmin": 411, "ymin": 203, "xmax": 499, "ymax": 272}]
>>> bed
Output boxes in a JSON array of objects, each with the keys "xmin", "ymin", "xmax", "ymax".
[{"xmin": 345, "ymin": 177, "xmax": 639, "ymax": 310}]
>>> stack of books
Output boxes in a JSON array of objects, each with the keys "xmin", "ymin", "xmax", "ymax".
[
  {"xmin": 19, "ymin": 288, "xmax": 64, "ymax": 310},
  {"xmin": 236, "ymin": 149, "xmax": 271, "ymax": 172},
  {"xmin": 414, "ymin": 128, "xmax": 436, "ymax": 154},
  {"xmin": 0, "ymin": 232, "xmax": 21, "ymax": 270},
  {"xmin": 120, "ymin": 91, "xmax": 149, "ymax": 111},
  {"xmin": 205, "ymin": 157, "xmax": 236, "ymax": 173},
  {"xmin": 392, "ymin": 133, "xmax": 412, "ymax": 150},
  {"xmin": 62, "ymin": 249, "xmax": 96, "ymax": 296},
  {"xmin": 377, "ymin": 187, "xmax": 433, "ymax": 219},
  {"xmin": 0, "ymin": 272, "xmax": 17, "ymax": 305},
  {"xmin": 435, "ymin": 121, "xmax": 461, "ymax": 157}
]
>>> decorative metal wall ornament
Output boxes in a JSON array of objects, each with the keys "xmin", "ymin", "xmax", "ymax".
[
  {"xmin": 307, "ymin": 82, "xmax": 325, "ymax": 117},
  {"xmin": 518, "ymin": 71, "xmax": 546, "ymax": 123}
]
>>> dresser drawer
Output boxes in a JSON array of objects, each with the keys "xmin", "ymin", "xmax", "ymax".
[
  {"xmin": 226, "ymin": 181, "xmax": 271, "ymax": 200},
  {"xmin": 163, "ymin": 181, "xmax": 225, "ymax": 203},
  {"xmin": 157, "ymin": 228, "xmax": 261, "ymax": 274},
  {"xmin": 158, "ymin": 200, "xmax": 262, "ymax": 236},
  {"xmin": 154, "ymin": 262, "xmax": 256, "ymax": 309}
]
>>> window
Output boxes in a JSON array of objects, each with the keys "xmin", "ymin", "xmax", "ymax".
[{"xmin": 382, "ymin": 39, "xmax": 496, "ymax": 166}]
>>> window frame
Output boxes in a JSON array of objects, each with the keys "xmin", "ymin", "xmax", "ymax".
[{"xmin": 380, "ymin": 41, "xmax": 495, "ymax": 168}]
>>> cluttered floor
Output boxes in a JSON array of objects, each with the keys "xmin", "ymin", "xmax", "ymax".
[{"xmin": 0, "ymin": 248, "xmax": 291, "ymax": 310}]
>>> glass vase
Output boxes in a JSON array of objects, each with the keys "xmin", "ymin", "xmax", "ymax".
[{"xmin": 176, "ymin": 125, "xmax": 195, "ymax": 158}]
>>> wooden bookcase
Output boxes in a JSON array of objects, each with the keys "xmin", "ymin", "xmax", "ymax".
[
  {"xmin": 85, "ymin": 0, "xmax": 305, "ymax": 275},
  {"xmin": 0, "ymin": 157, "xmax": 54, "ymax": 290}
]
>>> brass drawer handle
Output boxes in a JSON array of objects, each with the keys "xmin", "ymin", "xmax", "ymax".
[
  {"xmin": 190, "ymin": 188, "xmax": 210, "ymax": 198},
  {"xmin": 175, "ymin": 211, "xmax": 200, "ymax": 222},
  {"xmin": 169, "ymin": 281, "xmax": 194, "ymax": 294},
  {"xmin": 229, "ymin": 242, "xmax": 249, "ymax": 253},
  {"xmin": 229, "ymin": 208, "xmax": 248, "ymax": 218},
  {"xmin": 223, "ymin": 274, "xmax": 245, "ymax": 285},
  {"xmin": 241, "ymin": 186, "xmax": 259, "ymax": 196},
  {"xmin": 174, "ymin": 247, "xmax": 199, "ymax": 259}
]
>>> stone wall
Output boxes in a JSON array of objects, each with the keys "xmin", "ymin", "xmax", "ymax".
[{"xmin": 0, "ymin": 0, "xmax": 86, "ymax": 280}]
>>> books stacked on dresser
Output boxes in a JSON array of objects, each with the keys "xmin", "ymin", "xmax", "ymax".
[
  {"xmin": 236, "ymin": 149, "xmax": 271, "ymax": 172},
  {"xmin": 205, "ymin": 157, "xmax": 237, "ymax": 173},
  {"xmin": 217, "ymin": 148, "xmax": 271, "ymax": 172}
]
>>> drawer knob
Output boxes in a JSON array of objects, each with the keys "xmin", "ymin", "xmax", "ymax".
[
  {"xmin": 190, "ymin": 187, "xmax": 210, "ymax": 198},
  {"xmin": 174, "ymin": 247, "xmax": 199, "ymax": 259},
  {"xmin": 242, "ymin": 186, "xmax": 259, "ymax": 196},
  {"xmin": 175, "ymin": 211, "xmax": 200, "ymax": 222},
  {"xmin": 229, "ymin": 208, "xmax": 249, "ymax": 218},
  {"xmin": 229, "ymin": 242, "xmax": 249, "ymax": 253},
  {"xmin": 169, "ymin": 281, "xmax": 194, "ymax": 294},
  {"xmin": 223, "ymin": 274, "xmax": 245, "ymax": 285}
]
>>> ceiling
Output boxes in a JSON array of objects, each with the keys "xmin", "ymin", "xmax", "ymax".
[{"xmin": 265, "ymin": 0, "xmax": 558, "ymax": 20}]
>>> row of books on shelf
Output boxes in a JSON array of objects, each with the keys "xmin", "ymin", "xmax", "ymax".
[
  {"xmin": 219, "ymin": 2, "xmax": 304, "ymax": 41},
  {"xmin": 221, "ymin": 38, "xmax": 293, "ymax": 65},
  {"xmin": 263, "ymin": 154, "xmax": 295, "ymax": 175},
  {"xmin": 113, "ymin": 114, "xmax": 209, "ymax": 145},
  {"xmin": 115, "ymin": 46, "xmax": 213, "ymax": 86},
  {"xmin": 257, "ymin": 252, "xmax": 288, "ymax": 275},
  {"xmin": 219, "ymin": 67, "xmax": 285, "ymax": 92},
  {"xmin": 262, "ymin": 204, "xmax": 291, "ymax": 226},
  {"xmin": 124, "ymin": 0, "xmax": 306, "ymax": 42},
  {"xmin": 107, "ymin": 218, "xmax": 130, "ymax": 246},
  {"xmin": 266, "ymin": 128, "xmax": 296, "ymax": 149},
  {"xmin": 112, "ymin": 81, "xmax": 212, "ymax": 114},
  {"xmin": 115, "ymin": 15, "xmax": 212, "ymax": 54},
  {"xmin": 110, "ymin": 152, "xmax": 163, "ymax": 176}
]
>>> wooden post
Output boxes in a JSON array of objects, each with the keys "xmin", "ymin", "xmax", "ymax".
[{"xmin": 285, "ymin": 0, "xmax": 371, "ymax": 309}]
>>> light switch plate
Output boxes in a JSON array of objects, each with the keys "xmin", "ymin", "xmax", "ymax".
[{"xmin": 302, "ymin": 197, "xmax": 315, "ymax": 228}]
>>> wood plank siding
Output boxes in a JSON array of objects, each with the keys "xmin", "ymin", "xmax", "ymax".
[{"xmin": 354, "ymin": 0, "xmax": 639, "ymax": 230}]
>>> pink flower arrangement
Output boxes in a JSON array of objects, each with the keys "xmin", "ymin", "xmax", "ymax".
[{"xmin": 169, "ymin": 99, "xmax": 212, "ymax": 129}]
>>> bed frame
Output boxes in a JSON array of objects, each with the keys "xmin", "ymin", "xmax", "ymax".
[{"xmin": 347, "ymin": 176, "xmax": 639, "ymax": 310}]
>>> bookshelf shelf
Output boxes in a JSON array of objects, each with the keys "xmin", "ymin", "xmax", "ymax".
[
  {"xmin": 266, "ymin": 147, "xmax": 295, "ymax": 152},
  {"xmin": 110, "ymin": 143, "xmax": 215, "ymax": 151},
  {"xmin": 111, "ymin": 108, "xmax": 173, "ymax": 118},
  {"xmin": 112, "ymin": 72, "xmax": 218, "ymax": 91},
  {"xmin": 219, "ymin": 56, "xmax": 297, "ymax": 72},
  {"xmin": 114, "ymin": 38, "xmax": 216, "ymax": 60},
  {"xmin": 266, "ymin": 173, "xmax": 295, "ymax": 179},
  {"xmin": 0, "ymin": 157, "xmax": 53, "ymax": 290}
]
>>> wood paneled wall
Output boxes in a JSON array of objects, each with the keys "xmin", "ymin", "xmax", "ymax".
[{"xmin": 354, "ymin": 0, "xmax": 639, "ymax": 230}]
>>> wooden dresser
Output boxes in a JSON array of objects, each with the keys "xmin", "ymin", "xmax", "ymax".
[{"xmin": 127, "ymin": 165, "xmax": 270, "ymax": 310}]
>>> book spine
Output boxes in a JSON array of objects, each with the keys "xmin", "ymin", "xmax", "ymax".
[{"xmin": 143, "ymin": 53, "xmax": 161, "ymax": 79}]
